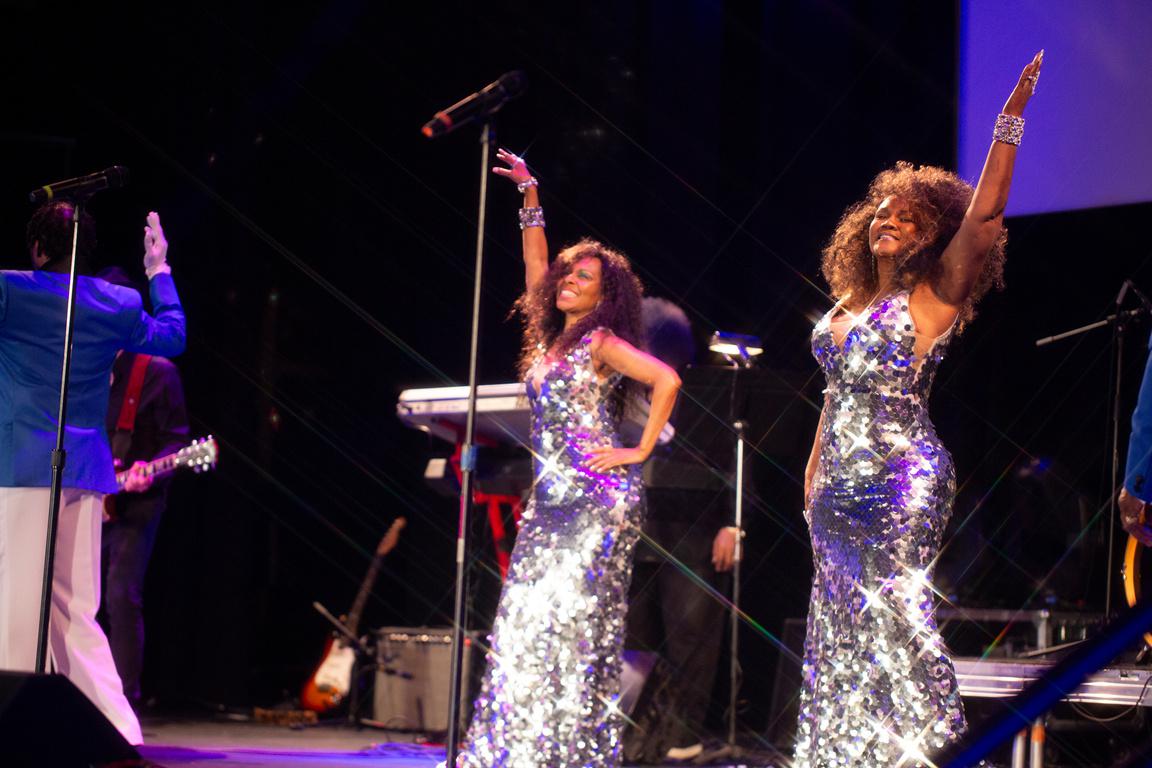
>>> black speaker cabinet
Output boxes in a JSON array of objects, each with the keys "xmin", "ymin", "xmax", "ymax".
[
  {"xmin": 766, "ymin": 617, "xmax": 807, "ymax": 749},
  {"xmin": 373, "ymin": 627, "xmax": 480, "ymax": 733},
  {"xmin": 0, "ymin": 671, "xmax": 139, "ymax": 766}
]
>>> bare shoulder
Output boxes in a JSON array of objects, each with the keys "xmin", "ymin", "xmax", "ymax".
[
  {"xmin": 588, "ymin": 327, "xmax": 618, "ymax": 351},
  {"xmin": 591, "ymin": 329, "xmax": 641, "ymax": 355},
  {"xmin": 590, "ymin": 330, "xmax": 645, "ymax": 373}
]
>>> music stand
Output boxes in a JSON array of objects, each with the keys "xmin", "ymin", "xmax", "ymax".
[{"xmin": 708, "ymin": 331, "xmax": 761, "ymax": 754}]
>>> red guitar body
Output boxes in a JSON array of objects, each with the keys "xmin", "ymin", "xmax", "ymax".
[{"xmin": 300, "ymin": 636, "xmax": 356, "ymax": 712}]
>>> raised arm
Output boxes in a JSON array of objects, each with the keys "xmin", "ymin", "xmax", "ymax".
[
  {"xmin": 920, "ymin": 51, "xmax": 1043, "ymax": 328},
  {"xmin": 493, "ymin": 149, "xmax": 549, "ymax": 292},
  {"xmin": 585, "ymin": 332, "xmax": 681, "ymax": 472},
  {"xmin": 127, "ymin": 211, "xmax": 186, "ymax": 357}
]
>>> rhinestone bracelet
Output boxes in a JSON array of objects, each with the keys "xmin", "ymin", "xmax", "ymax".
[
  {"xmin": 517, "ymin": 177, "xmax": 539, "ymax": 194},
  {"xmin": 518, "ymin": 206, "xmax": 546, "ymax": 230},
  {"xmin": 993, "ymin": 113, "xmax": 1025, "ymax": 146}
]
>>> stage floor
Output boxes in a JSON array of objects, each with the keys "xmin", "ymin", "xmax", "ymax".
[
  {"xmin": 138, "ymin": 717, "xmax": 441, "ymax": 767},
  {"xmin": 134, "ymin": 716, "xmax": 780, "ymax": 767}
]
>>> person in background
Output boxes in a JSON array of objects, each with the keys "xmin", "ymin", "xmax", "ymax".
[
  {"xmin": 99, "ymin": 265, "xmax": 190, "ymax": 711},
  {"xmin": 1120, "ymin": 330, "xmax": 1152, "ymax": 546},
  {"xmin": 625, "ymin": 297, "xmax": 736, "ymax": 763}
]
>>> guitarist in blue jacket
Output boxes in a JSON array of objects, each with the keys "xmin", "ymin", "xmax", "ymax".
[
  {"xmin": 0, "ymin": 200, "xmax": 185, "ymax": 745},
  {"xmin": 1121, "ymin": 331, "xmax": 1152, "ymax": 546}
]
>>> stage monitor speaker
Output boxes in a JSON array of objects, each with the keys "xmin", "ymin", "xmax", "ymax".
[
  {"xmin": 373, "ymin": 626, "xmax": 480, "ymax": 733},
  {"xmin": 0, "ymin": 671, "xmax": 139, "ymax": 766}
]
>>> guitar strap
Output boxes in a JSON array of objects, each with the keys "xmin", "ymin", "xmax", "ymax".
[
  {"xmin": 108, "ymin": 354, "xmax": 153, "ymax": 516},
  {"xmin": 115, "ymin": 353, "xmax": 153, "ymax": 434}
]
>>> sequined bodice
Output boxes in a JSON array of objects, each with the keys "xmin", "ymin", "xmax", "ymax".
[
  {"xmin": 810, "ymin": 291, "xmax": 952, "ymax": 487},
  {"xmin": 813, "ymin": 290, "xmax": 950, "ymax": 401},
  {"xmin": 527, "ymin": 333, "xmax": 637, "ymax": 516}
]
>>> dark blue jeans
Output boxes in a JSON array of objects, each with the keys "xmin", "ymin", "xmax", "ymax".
[
  {"xmin": 101, "ymin": 490, "xmax": 166, "ymax": 703},
  {"xmin": 627, "ymin": 554, "xmax": 729, "ymax": 746}
]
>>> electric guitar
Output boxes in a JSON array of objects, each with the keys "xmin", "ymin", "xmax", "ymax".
[
  {"xmin": 113, "ymin": 436, "xmax": 219, "ymax": 491},
  {"xmin": 1122, "ymin": 533, "xmax": 1152, "ymax": 649},
  {"xmin": 104, "ymin": 436, "xmax": 219, "ymax": 521},
  {"xmin": 300, "ymin": 516, "xmax": 406, "ymax": 713}
]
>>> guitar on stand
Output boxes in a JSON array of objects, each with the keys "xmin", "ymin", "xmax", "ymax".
[{"xmin": 301, "ymin": 516, "xmax": 406, "ymax": 714}]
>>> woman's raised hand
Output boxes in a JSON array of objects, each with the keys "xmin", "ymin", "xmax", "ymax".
[
  {"xmin": 493, "ymin": 148, "xmax": 534, "ymax": 186},
  {"xmin": 497, "ymin": 146, "xmax": 547, "ymax": 289},
  {"xmin": 1003, "ymin": 50, "xmax": 1043, "ymax": 117}
]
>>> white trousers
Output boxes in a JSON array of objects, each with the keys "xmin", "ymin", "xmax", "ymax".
[{"xmin": 0, "ymin": 486, "xmax": 143, "ymax": 745}]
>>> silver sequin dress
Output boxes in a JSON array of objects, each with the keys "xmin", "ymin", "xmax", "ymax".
[
  {"xmin": 457, "ymin": 331, "xmax": 644, "ymax": 768},
  {"xmin": 795, "ymin": 291, "xmax": 967, "ymax": 767}
]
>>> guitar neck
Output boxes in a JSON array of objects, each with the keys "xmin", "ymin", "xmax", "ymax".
[
  {"xmin": 144, "ymin": 453, "xmax": 181, "ymax": 477},
  {"xmin": 113, "ymin": 436, "xmax": 218, "ymax": 492},
  {"xmin": 345, "ymin": 554, "xmax": 387, "ymax": 636},
  {"xmin": 116, "ymin": 456, "xmax": 171, "ymax": 489}
]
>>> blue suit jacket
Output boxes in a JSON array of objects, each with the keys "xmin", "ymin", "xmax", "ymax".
[
  {"xmin": 0, "ymin": 270, "xmax": 185, "ymax": 493},
  {"xmin": 1126, "ymin": 330, "xmax": 1152, "ymax": 503}
]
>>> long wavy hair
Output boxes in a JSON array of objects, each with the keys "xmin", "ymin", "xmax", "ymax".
[
  {"xmin": 821, "ymin": 161, "xmax": 1007, "ymax": 330},
  {"xmin": 515, "ymin": 238, "xmax": 645, "ymax": 379}
]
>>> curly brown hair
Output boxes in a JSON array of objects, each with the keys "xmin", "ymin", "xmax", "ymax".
[
  {"xmin": 821, "ymin": 161, "xmax": 1007, "ymax": 330},
  {"xmin": 515, "ymin": 238, "xmax": 645, "ymax": 379}
]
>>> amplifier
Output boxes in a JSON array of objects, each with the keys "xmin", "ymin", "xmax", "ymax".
[
  {"xmin": 766, "ymin": 617, "xmax": 807, "ymax": 748},
  {"xmin": 372, "ymin": 627, "xmax": 481, "ymax": 733}
]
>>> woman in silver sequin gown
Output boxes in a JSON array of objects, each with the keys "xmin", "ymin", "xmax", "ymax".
[
  {"xmin": 795, "ymin": 52, "xmax": 1043, "ymax": 767},
  {"xmin": 450, "ymin": 150, "xmax": 681, "ymax": 768}
]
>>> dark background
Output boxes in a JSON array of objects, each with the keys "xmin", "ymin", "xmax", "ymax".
[{"xmin": 2, "ymin": 0, "xmax": 1150, "ymax": 738}]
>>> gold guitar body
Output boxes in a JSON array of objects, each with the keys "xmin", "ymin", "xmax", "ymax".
[{"xmin": 1122, "ymin": 534, "xmax": 1152, "ymax": 648}]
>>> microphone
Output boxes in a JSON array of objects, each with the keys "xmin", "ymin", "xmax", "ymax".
[
  {"xmin": 1117, "ymin": 279, "xmax": 1131, "ymax": 307},
  {"xmin": 29, "ymin": 166, "xmax": 129, "ymax": 204},
  {"xmin": 422, "ymin": 71, "xmax": 526, "ymax": 139}
]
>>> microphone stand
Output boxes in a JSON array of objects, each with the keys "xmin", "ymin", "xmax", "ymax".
[
  {"xmin": 1033, "ymin": 308, "xmax": 1143, "ymax": 348},
  {"xmin": 706, "ymin": 350, "xmax": 781, "ymax": 766},
  {"xmin": 727, "ymin": 422, "xmax": 746, "ymax": 748},
  {"xmin": 35, "ymin": 198, "xmax": 88, "ymax": 673},
  {"xmin": 1035, "ymin": 282, "xmax": 1151, "ymax": 618},
  {"xmin": 444, "ymin": 120, "xmax": 495, "ymax": 767}
]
